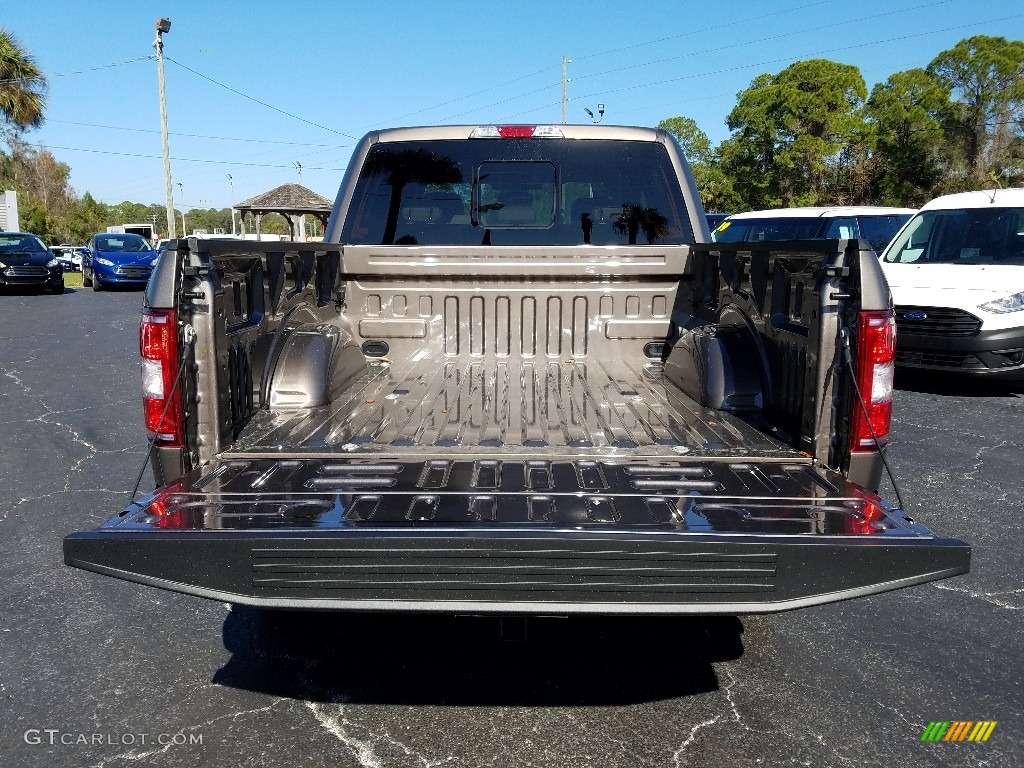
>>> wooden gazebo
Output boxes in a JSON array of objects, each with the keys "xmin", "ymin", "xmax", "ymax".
[{"xmin": 234, "ymin": 183, "xmax": 332, "ymax": 240}]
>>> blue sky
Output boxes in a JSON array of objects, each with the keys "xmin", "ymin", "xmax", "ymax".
[{"xmin": 4, "ymin": 0, "xmax": 1023, "ymax": 212}]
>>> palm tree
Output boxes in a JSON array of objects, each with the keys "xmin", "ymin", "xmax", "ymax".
[{"xmin": 0, "ymin": 28, "xmax": 47, "ymax": 133}]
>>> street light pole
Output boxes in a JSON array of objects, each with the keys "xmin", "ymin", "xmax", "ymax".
[
  {"xmin": 227, "ymin": 174, "xmax": 235, "ymax": 235},
  {"xmin": 153, "ymin": 18, "xmax": 175, "ymax": 239}
]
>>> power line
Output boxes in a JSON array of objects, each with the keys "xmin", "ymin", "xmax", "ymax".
[
  {"xmin": 576, "ymin": 0, "xmax": 956, "ymax": 83},
  {"xmin": 424, "ymin": 5, "xmax": 992, "ymax": 126},
  {"xmin": 560, "ymin": 13, "xmax": 1024, "ymax": 116},
  {"xmin": 45, "ymin": 118, "xmax": 353, "ymax": 148},
  {"xmin": 576, "ymin": 0, "xmax": 849, "ymax": 63},
  {"xmin": 0, "ymin": 55, "xmax": 151, "ymax": 85},
  {"xmin": 52, "ymin": 55, "xmax": 154, "ymax": 78},
  {"xmin": 32, "ymin": 143, "xmax": 348, "ymax": 171},
  {"xmin": 163, "ymin": 56, "xmax": 361, "ymax": 140}
]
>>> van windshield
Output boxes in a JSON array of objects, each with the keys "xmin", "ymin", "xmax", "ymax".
[{"xmin": 884, "ymin": 208, "xmax": 1024, "ymax": 265}]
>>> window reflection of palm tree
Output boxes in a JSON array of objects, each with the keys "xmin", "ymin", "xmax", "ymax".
[
  {"xmin": 614, "ymin": 204, "xmax": 670, "ymax": 244},
  {"xmin": 580, "ymin": 212, "xmax": 594, "ymax": 244},
  {"xmin": 360, "ymin": 149, "xmax": 462, "ymax": 244}
]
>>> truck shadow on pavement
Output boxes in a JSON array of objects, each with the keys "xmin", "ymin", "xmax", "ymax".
[
  {"xmin": 213, "ymin": 608, "xmax": 745, "ymax": 706},
  {"xmin": 896, "ymin": 370, "xmax": 1024, "ymax": 397}
]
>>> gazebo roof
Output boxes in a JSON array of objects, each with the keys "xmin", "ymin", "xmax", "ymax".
[{"xmin": 234, "ymin": 183, "xmax": 332, "ymax": 215}]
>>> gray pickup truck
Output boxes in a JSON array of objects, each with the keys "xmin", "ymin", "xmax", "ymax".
[{"xmin": 64, "ymin": 124, "xmax": 969, "ymax": 614}]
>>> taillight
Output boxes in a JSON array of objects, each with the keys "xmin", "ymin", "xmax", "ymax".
[
  {"xmin": 851, "ymin": 309, "xmax": 896, "ymax": 452},
  {"xmin": 140, "ymin": 308, "xmax": 184, "ymax": 447}
]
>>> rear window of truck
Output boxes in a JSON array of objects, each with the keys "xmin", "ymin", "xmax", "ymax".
[{"xmin": 341, "ymin": 139, "xmax": 694, "ymax": 246}]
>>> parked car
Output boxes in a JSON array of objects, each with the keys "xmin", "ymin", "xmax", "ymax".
[
  {"xmin": 0, "ymin": 232, "xmax": 64, "ymax": 294},
  {"xmin": 880, "ymin": 189, "xmax": 1024, "ymax": 380},
  {"xmin": 48, "ymin": 246, "xmax": 76, "ymax": 271},
  {"xmin": 83, "ymin": 233, "xmax": 157, "ymax": 291},
  {"xmin": 47, "ymin": 244, "xmax": 82, "ymax": 271},
  {"xmin": 712, "ymin": 206, "xmax": 916, "ymax": 254},
  {"xmin": 705, "ymin": 212, "xmax": 731, "ymax": 230}
]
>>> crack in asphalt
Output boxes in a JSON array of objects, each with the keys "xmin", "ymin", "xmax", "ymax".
[
  {"xmin": 932, "ymin": 582, "xmax": 1023, "ymax": 610},
  {"xmin": 0, "ymin": 369, "xmax": 141, "ymax": 525},
  {"xmin": 671, "ymin": 716, "xmax": 722, "ymax": 767},
  {"xmin": 304, "ymin": 699, "xmax": 454, "ymax": 768},
  {"xmin": 963, "ymin": 440, "xmax": 1011, "ymax": 480},
  {"xmin": 86, "ymin": 698, "xmax": 290, "ymax": 768},
  {"xmin": 0, "ymin": 395, "xmax": 138, "ymax": 427},
  {"xmin": 671, "ymin": 669, "xmax": 744, "ymax": 766},
  {"xmin": 1, "ymin": 488, "xmax": 131, "ymax": 525}
]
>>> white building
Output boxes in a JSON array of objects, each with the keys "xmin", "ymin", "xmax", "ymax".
[{"xmin": 0, "ymin": 190, "xmax": 19, "ymax": 231}]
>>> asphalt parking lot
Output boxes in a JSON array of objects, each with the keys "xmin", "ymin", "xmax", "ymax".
[{"xmin": 1, "ymin": 286, "xmax": 1021, "ymax": 768}]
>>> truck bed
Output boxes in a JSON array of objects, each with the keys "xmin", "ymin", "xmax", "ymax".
[{"xmin": 228, "ymin": 354, "xmax": 797, "ymax": 460}]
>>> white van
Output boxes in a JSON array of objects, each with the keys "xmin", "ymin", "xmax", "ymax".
[
  {"xmin": 880, "ymin": 189, "xmax": 1024, "ymax": 380},
  {"xmin": 713, "ymin": 206, "xmax": 916, "ymax": 254}
]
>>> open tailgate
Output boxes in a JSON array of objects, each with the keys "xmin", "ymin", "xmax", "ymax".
[{"xmin": 64, "ymin": 456, "xmax": 969, "ymax": 614}]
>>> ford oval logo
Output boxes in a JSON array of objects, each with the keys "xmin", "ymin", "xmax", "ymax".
[{"xmin": 904, "ymin": 310, "xmax": 928, "ymax": 321}]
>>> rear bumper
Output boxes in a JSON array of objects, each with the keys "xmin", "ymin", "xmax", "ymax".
[{"xmin": 64, "ymin": 457, "xmax": 970, "ymax": 615}]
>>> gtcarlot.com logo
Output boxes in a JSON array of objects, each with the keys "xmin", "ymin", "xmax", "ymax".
[
  {"xmin": 921, "ymin": 721, "xmax": 997, "ymax": 742},
  {"xmin": 24, "ymin": 729, "xmax": 203, "ymax": 747}
]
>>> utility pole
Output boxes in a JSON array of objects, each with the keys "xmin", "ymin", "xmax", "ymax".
[
  {"xmin": 177, "ymin": 182, "xmax": 185, "ymax": 235},
  {"xmin": 153, "ymin": 18, "xmax": 175, "ymax": 238},
  {"xmin": 561, "ymin": 56, "xmax": 572, "ymax": 124}
]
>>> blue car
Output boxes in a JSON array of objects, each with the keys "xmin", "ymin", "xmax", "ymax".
[{"xmin": 83, "ymin": 233, "xmax": 157, "ymax": 290}]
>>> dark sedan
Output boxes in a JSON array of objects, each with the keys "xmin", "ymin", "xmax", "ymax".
[
  {"xmin": 83, "ymin": 233, "xmax": 156, "ymax": 291},
  {"xmin": 0, "ymin": 232, "xmax": 64, "ymax": 294}
]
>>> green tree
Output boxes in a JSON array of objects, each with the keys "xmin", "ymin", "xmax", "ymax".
[
  {"xmin": 188, "ymin": 207, "xmax": 232, "ymax": 233},
  {"xmin": 240, "ymin": 211, "xmax": 289, "ymax": 236},
  {"xmin": 658, "ymin": 116, "xmax": 742, "ymax": 212},
  {"xmin": 0, "ymin": 137, "xmax": 76, "ymax": 242},
  {"xmin": 110, "ymin": 201, "xmax": 153, "ymax": 224},
  {"xmin": 720, "ymin": 59, "xmax": 869, "ymax": 209},
  {"xmin": 865, "ymin": 68, "xmax": 952, "ymax": 205},
  {"xmin": 658, "ymin": 116, "xmax": 712, "ymax": 164},
  {"xmin": 928, "ymin": 35, "xmax": 1024, "ymax": 185},
  {"xmin": 0, "ymin": 28, "xmax": 46, "ymax": 135},
  {"xmin": 63, "ymin": 193, "xmax": 109, "ymax": 244}
]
